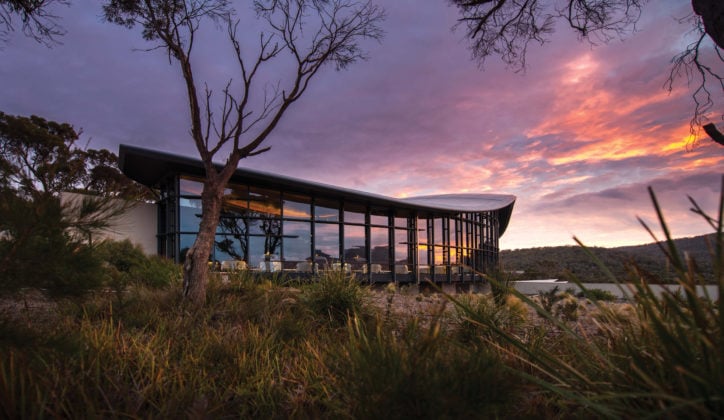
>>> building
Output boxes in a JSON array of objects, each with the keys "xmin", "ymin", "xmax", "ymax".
[{"xmin": 119, "ymin": 145, "xmax": 515, "ymax": 284}]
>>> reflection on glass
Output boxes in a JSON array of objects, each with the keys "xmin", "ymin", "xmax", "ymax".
[
  {"xmin": 370, "ymin": 227, "xmax": 389, "ymax": 269},
  {"xmin": 315, "ymin": 205, "xmax": 339, "ymax": 222},
  {"xmin": 434, "ymin": 218, "xmax": 444, "ymax": 245},
  {"xmin": 314, "ymin": 223, "xmax": 339, "ymax": 268},
  {"xmin": 394, "ymin": 229, "xmax": 410, "ymax": 265},
  {"xmin": 370, "ymin": 214, "xmax": 388, "ymax": 226},
  {"xmin": 432, "ymin": 245, "xmax": 445, "ymax": 266},
  {"xmin": 418, "ymin": 244, "xmax": 428, "ymax": 266},
  {"xmin": 215, "ymin": 234, "xmax": 245, "ymax": 262},
  {"xmin": 418, "ymin": 218, "xmax": 428, "ymax": 245},
  {"xmin": 344, "ymin": 211, "xmax": 365, "ymax": 224},
  {"xmin": 223, "ymin": 185, "xmax": 250, "ymax": 212},
  {"xmin": 179, "ymin": 176, "xmax": 204, "ymax": 195},
  {"xmin": 344, "ymin": 225, "xmax": 366, "ymax": 270},
  {"xmin": 450, "ymin": 220, "xmax": 457, "ymax": 247},
  {"xmin": 283, "ymin": 197, "xmax": 311, "ymax": 219},
  {"xmin": 394, "ymin": 217, "xmax": 408, "ymax": 229},
  {"xmin": 179, "ymin": 198, "xmax": 202, "ymax": 232},
  {"xmin": 283, "ymin": 221, "xmax": 311, "ymax": 264},
  {"xmin": 449, "ymin": 246, "xmax": 458, "ymax": 265},
  {"xmin": 248, "ymin": 216, "xmax": 282, "ymax": 262},
  {"xmin": 249, "ymin": 187, "xmax": 281, "ymax": 216},
  {"xmin": 216, "ymin": 209, "xmax": 251, "ymax": 261}
]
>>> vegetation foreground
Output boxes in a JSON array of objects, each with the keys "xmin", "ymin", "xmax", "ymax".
[
  {"xmin": 1, "ymin": 263, "xmax": 721, "ymax": 419},
  {"xmin": 1, "ymin": 185, "xmax": 722, "ymax": 418}
]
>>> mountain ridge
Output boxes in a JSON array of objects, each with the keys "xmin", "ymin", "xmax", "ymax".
[{"xmin": 500, "ymin": 233, "xmax": 717, "ymax": 283}]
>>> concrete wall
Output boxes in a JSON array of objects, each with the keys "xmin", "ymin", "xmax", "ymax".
[{"xmin": 61, "ymin": 192, "xmax": 158, "ymax": 255}]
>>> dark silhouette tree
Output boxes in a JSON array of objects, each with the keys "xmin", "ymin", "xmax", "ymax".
[
  {"xmin": 450, "ymin": 0, "xmax": 724, "ymax": 146},
  {"xmin": 0, "ymin": 112, "xmax": 149, "ymax": 296},
  {"xmin": 0, "ymin": 0, "xmax": 67, "ymax": 44},
  {"xmin": 0, "ymin": 111, "xmax": 152, "ymax": 200},
  {"xmin": 103, "ymin": 0, "xmax": 384, "ymax": 305}
]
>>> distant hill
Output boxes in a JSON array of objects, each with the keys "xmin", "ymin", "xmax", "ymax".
[{"xmin": 500, "ymin": 234, "xmax": 718, "ymax": 283}]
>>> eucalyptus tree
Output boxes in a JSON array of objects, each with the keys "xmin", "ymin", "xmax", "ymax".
[
  {"xmin": 0, "ymin": 112, "xmax": 149, "ymax": 296},
  {"xmin": 103, "ymin": 0, "xmax": 384, "ymax": 304},
  {"xmin": 450, "ymin": 0, "xmax": 724, "ymax": 145},
  {"xmin": 0, "ymin": 0, "xmax": 67, "ymax": 44}
]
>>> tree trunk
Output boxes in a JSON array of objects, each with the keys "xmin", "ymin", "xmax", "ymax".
[
  {"xmin": 692, "ymin": 0, "xmax": 724, "ymax": 49},
  {"xmin": 182, "ymin": 180, "xmax": 224, "ymax": 305}
]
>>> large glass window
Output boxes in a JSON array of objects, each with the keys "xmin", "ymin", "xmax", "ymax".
[
  {"xmin": 249, "ymin": 235, "xmax": 280, "ymax": 270},
  {"xmin": 370, "ymin": 212, "xmax": 388, "ymax": 226},
  {"xmin": 249, "ymin": 187, "xmax": 281, "ymax": 217},
  {"xmin": 214, "ymin": 234, "xmax": 245, "ymax": 262},
  {"xmin": 179, "ymin": 176, "xmax": 203, "ymax": 195},
  {"xmin": 344, "ymin": 210, "xmax": 365, "ymax": 225},
  {"xmin": 434, "ymin": 218, "xmax": 444, "ymax": 245},
  {"xmin": 283, "ymin": 221, "xmax": 311, "ymax": 267},
  {"xmin": 314, "ymin": 223, "xmax": 339, "ymax": 269},
  {"xmin": 394, "ymin": 228, "xmax": 410, "ymax": 265},
  {"xmin": 344, "ymin": 225, "xmax": 366, "ymax": 271},
  {"xmin": 179, "ymin": 198, "xmax": 202, "ymax": 232},
  {"xmin": 283, "ymin": 194, "xmax": 311, "ymax": 219},
  {"xmin": 394, "ymin": 228, "xmax": 413, "ymax": 280},
  {"xmin": 370, "ymin": 227, "xmax": 389, "ymax": 268},
  {"xmin": 315, "ymin": 201, "xmax": 339, "ymax": 222},
  {"xmin": 223, "ymin": 185, "xmax": 250, "ymax": 211}
]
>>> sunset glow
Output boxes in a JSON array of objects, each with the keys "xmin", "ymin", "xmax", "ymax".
[{"xmin": 1, "ymin": 0, "xmax": 721, "ymax": 250}]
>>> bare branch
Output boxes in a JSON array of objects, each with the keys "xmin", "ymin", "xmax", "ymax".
[
  {"xmin": 451, "ymin": 0, "xmax": 722, "ymax": 145},
  {"xmin": 665, "ymin": 14, "xmax": 724, "ymax": 141},
  {"xmin": 0, "ymin": 0, "xmax": 67, "ymax": 46}
]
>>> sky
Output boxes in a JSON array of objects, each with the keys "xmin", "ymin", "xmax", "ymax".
[{"xmin": 1, "ymin": 0, "xmax": 722, "ymax": 250}]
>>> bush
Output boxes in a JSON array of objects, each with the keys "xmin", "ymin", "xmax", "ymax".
[
  {"xmin": 577, "ymin": 287, "xmax": 616, "ymax": 301},
  {"xmin": 333, "ymin": 316, "xmax": 519, "ymax": 419},
  {"xmin": 452, "ymin": 293, "xmax": 527, "ymax": 344},
  {"xmin": 0, "ymin": 193, "xmax": 104, "ymax": 298},
  {"xmin": 449, "ymin": 183, "xmax": 724, "ymax": 418},
  {"xmin": 302, "ymin": 271, "xmax": 366, "ymax": 324},
  {"xmin": 96, "ymin": 240, "xmax": 179, "ymax": 292}
]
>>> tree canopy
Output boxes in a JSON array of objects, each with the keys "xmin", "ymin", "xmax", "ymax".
[
  {"xmin": 0, "ymin": 0, "xmax": 66, "ymax": 44},
  {"xmin": 0, "ymin": 111, "xmax": 153, "ymax": 200}
]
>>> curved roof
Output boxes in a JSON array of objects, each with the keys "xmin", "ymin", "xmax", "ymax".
[
  {"xmin": 402, "ymin": 194, "xmax": 516, "ymax": 212},
  {"xmin": 119, "ymin": 144, "xmax": 516, "ymax": 235}
]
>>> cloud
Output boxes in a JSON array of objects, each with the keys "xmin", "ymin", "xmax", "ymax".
[{"xmin": 0, "ymin": 0, "xmax": 719, "ymax": 251}]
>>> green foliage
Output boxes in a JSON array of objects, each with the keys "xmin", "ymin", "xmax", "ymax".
[
  {"xmin": 450, "ymin": 181, "xmax": 724, "ymax": 418},
  {"xmin": 0, "ymin": 112, "xmax": 154, "ymax": 299},
  {"xmin": 0, "ymin": 180, "xmax": 720, "ymax": 418},
  {"xmin": 0, "ymin": 193, "xmax": 103, "ymax": 297},
  {"xmin": 334, "ymin": 316, "xmax": 518, "ymax": 419},
  {"xmin": 302, "ymin": 271, "xmax": 367, "ymax": 324},
  {"xmin": 578, "ymin": 288, "xmax": 617, "ymax": 301},
  {"xmin": 452, "ymin": 293, "xmax": 527, "ymax": 344},
  {"xmin": 0, "ymin": 111, "xmax": 152, "ymax": 200},
  {"xmin": 96, "ymin": 240, "xmax": 179, "ymax": 292}
]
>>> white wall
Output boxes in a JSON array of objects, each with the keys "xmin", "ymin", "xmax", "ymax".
[{"xmin": 61, "ymin": 192, "xmax": 158, "ymax": 255}]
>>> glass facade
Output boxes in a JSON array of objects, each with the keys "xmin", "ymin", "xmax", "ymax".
[{"xmin": 157, "ymin": 175, "xmax": 504, "ymax": 283}]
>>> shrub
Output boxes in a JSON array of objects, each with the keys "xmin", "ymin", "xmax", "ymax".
[
  {"xmin": 0, "ymin": 193, "xmax": 104, "ymax": 298},
  {"xmin": 577, "ymin": 287, "xmax": 616, "ymax": 301},
  {"xmin": 302, "ymin": 271, "xmax": 366, "ymax": 324},
  {"xmin": 449, "ymin": 182, "xmax": 724, "ymax": 418},
  {"xmin": 452, "ymin": 293, "xmax": 527, "ymax": 344},
  {"xmin": 333, "ymin": 316, "xmax": 519, "ymax": 419},
  {"xmin": 96, "ymin": 240, "xmax": 179, "ymax": 292}
]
